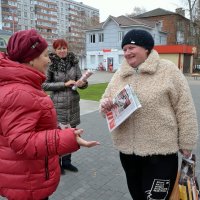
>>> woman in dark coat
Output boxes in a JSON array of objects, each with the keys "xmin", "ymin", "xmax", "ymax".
[{"xmin": 43, "ymin": 39, "xmax": 88, "ymax": 174}]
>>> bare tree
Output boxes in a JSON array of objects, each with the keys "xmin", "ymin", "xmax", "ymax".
[
  {"xmin": 185, "ymin": 0, "xmax": 200, "ymax": 65},
  {"xmin": 127, "ymin": 6, "xmax": 147, "ymax": 17},
  {"xmin": 182, "ymin": 0, "xmax": 199, "ymax": 44},
  {"xmin": 194, "ymin": 0, "xmax": 200, "ymax": 64},
  {"xmin": 185, "ymin": 0, "xmax": 198, "ymax": 20}
]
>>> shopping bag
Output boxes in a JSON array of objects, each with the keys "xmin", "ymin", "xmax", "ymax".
[
  {"xmin": 170, "ymin": 172, "xmax": 180, "ymax": 200},
  {"xmin": 178, "ymin": 154, "xmax": 199, "ymax": 200}
]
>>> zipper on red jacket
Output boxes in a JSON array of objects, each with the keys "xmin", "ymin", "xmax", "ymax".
[{"xmin": 45, "ymin": 156, "xmax": 49, "ymax": 180}]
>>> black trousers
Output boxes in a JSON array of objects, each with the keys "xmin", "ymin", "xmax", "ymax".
[
  {"xmin": 60, "ymin": 154, "xmax": 71, "ymax": 167},
  {"xmin": 120, "ymin": 152, "xmax": 178, "ymax": 200}
]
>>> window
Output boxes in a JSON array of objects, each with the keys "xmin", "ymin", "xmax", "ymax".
[
  {"xmin": 118, "ymin": 31, "xmax": 124, "ymax": 42},
  {"xmin": 3, "ymin": 22, "xmax": 11, "ymax": 27},
  {"xmin": 24, "ymin": 5, "xmax": 27, "ymax": 10},
  {"xmin": 159, "ymin": 36, "xmax": 164, "ymax": 44},
  {"xmin": 98, "ymin": 33, "xmax": 104, "ymax": 42},
  {"xmin": 0, "ymin": 38, "xmax": 6, "ymax": 47},
  {"xmin": 30, "ymin": 13, "xmax": 34, "ymax": 19},
  {"xmin": 90, "ymin": 55, "xmax": 95, "ymax": 64},
  {"xmin": 177, "ymin": 20, "xmax": 184, "ymax": 32},
  {"xmin": 98, "ymin": 55, "xmax": 103, "ymax": 64},
  {"xmin": 90, "ymin": 34, "xmax": 95, "ymax": 43},
  {"xmin": 176, "ymin": 31, "xmax": 184, "ymax": 44}
]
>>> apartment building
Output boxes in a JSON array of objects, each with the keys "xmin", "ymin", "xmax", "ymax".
[
  {"xmin": 1, "ymin": 0, "xmax": 58, "ymax": 42},
  {"xmin": 0, "ymin": 0, "xmax": 99, "ymax": 59},
  {"xmin": 56, "ymin": 0, "xmax": 99, "ymax": 56}
]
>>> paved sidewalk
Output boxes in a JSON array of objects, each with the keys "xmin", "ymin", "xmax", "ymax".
[
  {"xmin": 50, "ymin": 111, "xmax": 132, "ymax": 200},
  {"xmin": 79, "ymin": 71, "xmax": 113, "ymax": 115},
  {"xmin": 80, "ymin": 99, "xmax": 99, "ymax": 116},
  {"xmin": 86, "ymin": 71, "xmax": 113, "ymax": 85}
]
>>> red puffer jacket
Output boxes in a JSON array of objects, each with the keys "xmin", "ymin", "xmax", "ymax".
[{"xmin": 0, "ymin": 53, "xmax": 80, "ymax": 200}]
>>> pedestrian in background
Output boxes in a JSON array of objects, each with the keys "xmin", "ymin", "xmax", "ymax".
[
  {"xmin": 99, "ymin": 29, "xmax": 198, "ymax": 200},
  {"xmin": 0, "ymin": 29, "xmax": 99, "ymax": 200},
  {"xmin": 43, "ymin": 39, "xmax": 87, "ymax": 174}
]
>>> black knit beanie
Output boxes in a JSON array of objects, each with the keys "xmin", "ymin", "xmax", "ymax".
[{"xmin": 121, "ymin": 29, "xmax": 154, "ymax": 52}]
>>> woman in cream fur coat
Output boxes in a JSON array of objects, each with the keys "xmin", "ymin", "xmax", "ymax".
[{"xmin": 99, "ymin": 29, "xmax": 198, "ymax": 200}]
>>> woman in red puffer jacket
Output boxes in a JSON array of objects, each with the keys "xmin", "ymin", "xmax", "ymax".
[{"xmin": 0, "ymin": 29, "xmax": 99, "ymax": 200}]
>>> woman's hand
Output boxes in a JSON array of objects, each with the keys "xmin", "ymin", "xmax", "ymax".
[
  {"xmin": 65, "ymin": 80, "xmax": 76, "ymax": 87},
  {"xmin": 180, "ymin": 149, "xmax": 192, "ymax": 159},
  {"xmin": 74, "ymin": 129, "xmax": 100, "ymax": 148},
  {"xmin": 100, "ymin": 97, "xmax": 114, "ymax": 113},
  {"xmin": 76, "ymin": 80, "xmax": 86, "ymax": 87}
]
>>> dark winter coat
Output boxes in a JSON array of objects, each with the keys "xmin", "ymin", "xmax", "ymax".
[
  {"xmin": 42, "ymin": 52, "xmax": 88, "ymax": 127},
  {"xmin": 0, "ymin": 52, "xmax": 80, "ymax": 200}
]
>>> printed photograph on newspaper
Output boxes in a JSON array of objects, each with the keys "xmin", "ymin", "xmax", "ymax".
[{"xmin": 106, "ymin": 84, "xmax": 141, "ymax": 132}]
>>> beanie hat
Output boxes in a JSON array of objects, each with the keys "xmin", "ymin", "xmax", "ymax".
[
  {"xmin": 7, "ymin": 29, "xmax": 48, "ymax": 63},
  {"xmin": 121, "ymin": 29, "xmax": 154, "ymax": 52}
]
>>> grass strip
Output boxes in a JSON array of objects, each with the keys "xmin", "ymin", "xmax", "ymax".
[{"xmin": 78, "ymin": 83, "xmax": 108, "ymax": 101}]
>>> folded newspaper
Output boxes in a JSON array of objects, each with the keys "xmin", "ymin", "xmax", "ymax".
[
  {"xmin": 106, "ymin": 84, "xmax": 141, "ymax": 132},
  {"xmin": 72, "ymin": 69, "xmax": 94, "ymax": 90}
]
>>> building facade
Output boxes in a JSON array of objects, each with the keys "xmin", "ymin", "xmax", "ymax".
[
  {"xmin": 0, "ymin": 0, "xmax": 58, "ymax": 49},
  {"xmin": 0, "ymin": 0, "xmax": 99, "ymax": 65},
  {"xmin": 134, "ymin": 8, "xmax": 190, "ymax": 45},
  {"xmin": 56, "ymin": 0, "xmax": 99, "ymax": 55},
  {"xmin": 85, "ymin": 15, "xmax": 167, "ymax": 71},
  {"xmin": 134, "ymin": 8, "xmax": 200, "ymax": 69}
]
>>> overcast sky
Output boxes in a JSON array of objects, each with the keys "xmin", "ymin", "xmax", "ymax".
[{"xmin": 79, "ymin": 0, "xmax": 186, "ymax": 22}]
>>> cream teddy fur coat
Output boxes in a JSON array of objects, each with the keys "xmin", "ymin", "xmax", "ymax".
[{"xmin": 100, "ymin": 50, "xmax": 198, "ymax": 156}]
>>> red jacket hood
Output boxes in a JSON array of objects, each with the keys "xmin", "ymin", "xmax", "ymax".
[{"xmin": 0, "ymin": 52, "xmax": 46, "ymax": 90}]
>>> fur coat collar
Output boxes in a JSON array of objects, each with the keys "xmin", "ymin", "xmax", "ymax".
[
  {"xmin": 49, "ymin": 52, "xmax": 79, "ymax": 73},
  {"xmin": 120, "ymin": 50, "xmax": 160, "ymax": 78}
]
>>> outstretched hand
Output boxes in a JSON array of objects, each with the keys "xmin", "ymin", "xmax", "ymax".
[{"xmin": 74, "ymin": 129, "xmax": 100, "ymax": 148}]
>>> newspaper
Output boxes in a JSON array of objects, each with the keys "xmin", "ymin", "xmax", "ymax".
[
  {"xmin": 72, "ymin": 69, "xmax": 94, "ymax": 90},
  {"xmin": 106, "ymin": 84, "xmax": 141, "ymax": 132}
]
